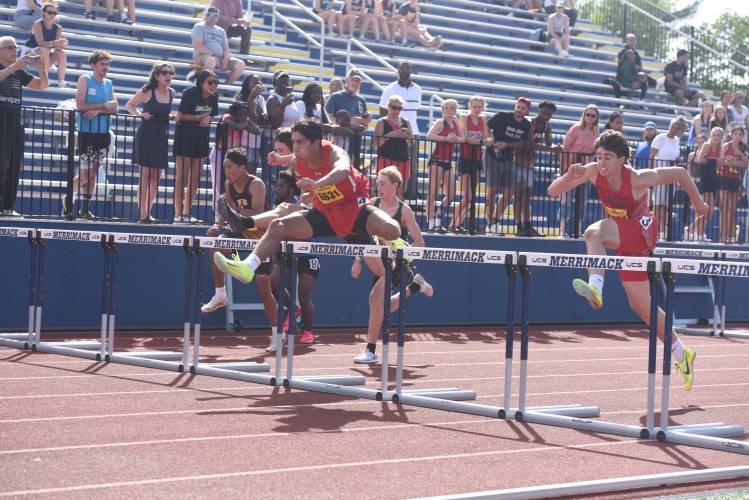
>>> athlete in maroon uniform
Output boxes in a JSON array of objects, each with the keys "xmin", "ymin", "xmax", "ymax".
[
  {"xmin": 214, "ymin": 119, "xmax": 401, "ymax": 286},
  {"xmin": 548, "ymin": 130, "xmax": 709, "ymax": 390}
]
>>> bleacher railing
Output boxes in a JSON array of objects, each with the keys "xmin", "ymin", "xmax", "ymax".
[
  {"xmin": 578, "ymin": 0, "xmax": 747, "ymax": 94},
  {"xmin": 4, "ymin": 104, "xmax": 747, "ymax": 244}
]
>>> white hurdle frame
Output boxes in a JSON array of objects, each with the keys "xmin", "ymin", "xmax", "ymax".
[
  {"xmin": 510, "ymin": 252, "xmax": 658, "ymax": 438},
  {"xmin": 656, "ymin": 257, "xmax": 748, "ymax": 454},
  {"xmin": 190, "ymin": 236, "xmax": 272, "ymax": 385},
  {"xmin": 0, "ymin": 227, "xmax": 39, "ymax": 351},
  {"xmin": 22, "ymin": 228, "xmax": 108, "ymax": 361},
  {"xmin": 103, "ymin": 232, "xmax": 196, "ymax": 372},
  {"xmin": 387, "ymin": 247, "xmax": 515, "ymax": 417}
]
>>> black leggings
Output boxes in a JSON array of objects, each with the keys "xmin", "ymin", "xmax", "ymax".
[{"xmin": 611, "ymin": 79, "xmax": 648, "ymax": 100}]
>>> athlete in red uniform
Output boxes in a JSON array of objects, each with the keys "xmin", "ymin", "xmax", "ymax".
[
  {"xmin": 214, "ymin": 119, "xmax": 401, "ymax": 285},
  {"xmin": 548, "ymin": 130, "xmax": 709, "ymax": 390}
]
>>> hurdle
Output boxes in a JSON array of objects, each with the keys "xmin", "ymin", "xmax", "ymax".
[
  {"xmin": 279, "ymin": 241, "xmax": 383, "ymax": 399},
  {"xmin": 189, "ymin": 236, "xmax": 272, "ymax": 384},
  {"xmin": 0, "ymin": 227, "xmax": 39, "ymax": 350},
  {"xmin": 18, "ymin": 228, "xmax": 109, "ymax": 360},
  {"xmin": 385, "ymin": 247, "xmax": 514, "ymax": 417},
  {"xmin": 511, "ymin": 252, "xmax": 654, "ymax": 438},
  {"xmin": 656, "ymin": 257, "xmax": 748, "ymax": 455},
  {"xmin": 102, "ymin": 232, "xmax": 196, "ymax": 372}
]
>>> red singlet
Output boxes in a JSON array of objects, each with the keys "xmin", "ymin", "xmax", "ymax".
[
  {"xmin": 595, "ymin": 165, "xmax": 658, "ymax": 281},
  {"xmin": 295, "ymin": 141, "xmax": 369, "ymax": 237}
]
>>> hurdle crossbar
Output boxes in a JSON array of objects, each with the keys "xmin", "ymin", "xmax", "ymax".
[
  {"xmin": 656, "ymin": 258, "xmax": 748, "ymax": 454},
  {"xmin": 389, "ymin": 246, "xmax": 515, "ymax": 416},
  {"xmin": 190, "ymin": 237, "xmax": 272, "ymax": 385},
  {"xmin": 512, "ymin": 252, "xmax": 655, "ymax": 438}
]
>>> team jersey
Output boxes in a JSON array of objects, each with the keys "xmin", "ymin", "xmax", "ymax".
[{"xmin": 228, "ymin": 174, "xmax": 259, "ymax": 212}]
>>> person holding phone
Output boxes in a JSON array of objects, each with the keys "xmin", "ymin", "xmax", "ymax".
[
  {"xmin": 0, "ymin": 35, "xmax": 47, "ymax": 217},
  {"xmin": 374, "ymin": 94, "xmax": 412, "ymax": 198},
  {"xmin": 266, "ymin": 70, "xmax": 302, "ymax": 129}
]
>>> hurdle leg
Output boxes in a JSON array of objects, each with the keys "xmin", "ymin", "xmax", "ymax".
[
  {"xmin": 0, "ymin": 229, "xmax": 40, "ymax": 350},
  {"xmin": 645, "ymin": 264, "xmax": 659, "ymax": 436},
  {"xmin": 379, "ymin": 249, "xmax": 393, "ymax": 400},
  {"xmin": 180, "ymin": 240, "xmax": 193, "ymax": 372},
  {"xmin": 191, "ymin": 243, "xmax": 203, "ymax": 370},
  {"xmin": 273, "ymin": 248, "xmax": 287, "ymax": 386},
  {"xmin": 284, "ymin": 248, "xmax": 298, "ymax": 386},
  {"xmin": 99, "ymin": 235, "xmax": 111, "ymax": 360},
  {"xmin": 106, "ymin": 236, "xmax": 118, "ymax": 359}
]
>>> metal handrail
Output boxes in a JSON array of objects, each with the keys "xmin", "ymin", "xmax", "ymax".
[
  {"xmin": 269, "ymin": 2, "xmax": 325, "ymax": 81},
  {"xmin": 288, "ymin": 0, "xmax": 326, "ymax": 82},
  {"xmin": 348, "ymin": 37, "xmax": 398, "ymax": 74},
  {"xmin": 427, "ymin": 94, "xmax": 445, "ymax": 125}
]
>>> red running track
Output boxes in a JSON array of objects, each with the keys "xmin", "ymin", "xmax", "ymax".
[{"xmin": 0, "ymin": 324, "xmax": 748, "ymax": 499}]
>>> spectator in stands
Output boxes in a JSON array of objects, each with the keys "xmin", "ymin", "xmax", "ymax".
[
  {"xmin": 174, "ymin": 70, "xmax": 219, "ymax": 223},
  {"xmin": 650, "ymin": 117, "xmax": 685, "ymax": 239},
  {"xmin": 711, "ymin": 104, "xmax": 728, "ymax": 131},
  {"xmin": 232, "ymin": 73, "xmax": 265, "ymax": 171},
  {"xmin": 633, "ymin": 121, "xmax": 657, "ymax": 169},
  {"xmin": 609, "ymin": 49, "xmax": 648, "ymax": 101},
  {"xmin": 69, "ymin": 50, "xmax": 116, "ymax": 219},
  {"xmin": 559, "ymin": 103, "xmax": 599, "ymax": 236},
  {"xmin": 313, "ymin": 0, "xmax": 342, "ymax": 36},
  {"xmin": 426, "ymin": 98, "xmax": 463, "ymax": 232},
  {"xmin": 728, "ymin": 91, "xmax": 749, "ymax": 129},
  {"xmin": 210, "ymin": 0, "xmax": 252, "ymax": 55},
  {"xmin": 718, "ymin": 126, "xmax": 748, "ymax": 243},
  {"xmin": 664, "ymin": 49, "xmax": 702, "ymax": 107},
  {"xmin": 298, "ymin": 82, "xmax": 331, "ymax": 125},
  {"xmin": 687, "ymin": 99, "xmax": 713, "ymax": 147},
  {"xmin": 325, "ymin": 76, "xmax": 342, "ymax": 104},
  {"xmin": 22, "ymin": 2, "xmax": 67, "ymax": 88},
  {"xmin": 0, "ymin": 36, "xmax": 47, "ymax": 217},
  {"xmin": 685, "ymin": 130, "xmax": 715, "ymax": 241},
  {"xmin": 603, "ymin": 110, "xmax": 623, "ymax": 132},
  {"xmin": 341, "ymin": 0, "xmax": 364, "ymax": 38},
  {"xmin": 82, "ymin": 0, "xmax": 128, "ymax": 23},
  {"xmin": 380, "ymin": 0, "xmax": 399, "ymax": 43},
  {"xmin": 14, "ymin": 0, "xmax": 41, "ymax": 31},
  {"xmin": 326, "ymin": 68, "xmax": 372, "ymax": 168},
  {"xmin": 547, "ymin": 1, "xmax": 571, "ymax": 58},
  {"xmin": 125, "ymin": 62, "xmax": 175, "ymax": 223},
  {"xmin": 544, "ymin": 0, "xmax": 576, "ymax": 26},
  {"xmin": 189, "ymin": 7, "xmax": 246, "ymax": 88},
  {"xmin": 331, "ymin": 109, "xmax": 367, "ymax": 160},
  {"xmin": 485, "ymin": 97, "xmax": 532, "ymax": 234},
  {"xmin": 360, "ymin": 0, "xmax": 389, "ymax": 42},
  {"xmin": 378, "ymin": 60, "xmax": 422, "ymax": 197},
  {"xmin": 398, "ymin": 0, "xmax": 442, "ymax": 48},
  {"xmin": 374, "ymin": 94, "xmax": 413, "ymax": 198},
  {"xmin": 267, "ymin": 70, "xmax": 302, "ymax": 129},
  {"xmin": 453, "ymin": 95, "xmax": 490, "ymax": 233},
  {"xmin": 514, "ymin": 100, "xmax": 562, "ymax": 237},
  {"xmin": 719, "ymin": 90, "xmax": 732, "ymax": 109}
]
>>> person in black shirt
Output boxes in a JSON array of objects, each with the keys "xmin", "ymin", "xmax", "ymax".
[
  {"xmin": 484, "ymin": 97, "xmax": 532, "ymax": 233},
  {"xmin": 397, "ymin": 0, "xmax": 442, "ymax": 48},
  {"xmin": 0, "ymin": 35, "xmax": 47, "ymax": 217},
  {"xmin": 664, "ymin": 49, "xmax": 702, "ymax": 107}
]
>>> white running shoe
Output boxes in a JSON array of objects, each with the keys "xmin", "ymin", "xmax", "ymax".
[
  {"xmin": 200, "ymin": 294, "xmax": 227, "ymax": 314},
  {"xmin": 353, "ymin": 350, "xmax": 378, "ymax": 364},
  {"xmin": 428, "ymin": 216, "xmax": 442, "ymax": 231},
  {"xmin": 265, "ymin": 332, "xmax": 287, "ymax": 353},
  {"xmin": 413, "ymin": 274, "xmax": 434, "ymax": 297}
]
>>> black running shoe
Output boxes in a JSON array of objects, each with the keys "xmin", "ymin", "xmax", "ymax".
[{"xmin": 217, "ymin": 195, "xmax": 254, "ymax": 234}]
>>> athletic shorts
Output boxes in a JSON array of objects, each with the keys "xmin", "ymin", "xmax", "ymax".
[
  {"xmin": 664, "ymin": 84, "xmax": 700, "ymax": 101},
  {"xmin": 697, "ymin": 163, "xmax": 718, "ymax": 194},
  {"xmin": 718, "ymin": 176, "xmax": 742, "ymax": 193},
  {"xmin": 428, "ymin": 159, "xmax": 452, "ymax": 171},
  {"xmin": 512, "ymin": 164, "xmax": 533, "ymax": 189},
  {"xmin": 612, "ymin": 214, "xmax": 658, "ymax": 282},
  {"xmin": 458, "ymin": 158, "xmax": 482, "ymax": 176},
  {"xmin": 651, "ymin": 183, "xmax": 674, "ymax": 207},
  {"xmin": 302, "ymin": 204, "xmax": 376, "ymax": 244},
  {"xmin": 484, "ymin": 156, "xmax": 513, "ymax": 190},
  {"xmin": 297, "ymin": 256, "xmax": 321, "ymax": 279},
  {"xmin": 78, "ymin": 132, "xmax": 110, "ymax": 168}
]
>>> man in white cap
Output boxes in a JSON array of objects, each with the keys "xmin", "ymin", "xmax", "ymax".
[
  {"xmin": 325, "ymin": 68, "xmax": 372, "ymax": 168},
  {"xmin": 189, "ymin": 6, "xmax": 245, "ymax": 87}
]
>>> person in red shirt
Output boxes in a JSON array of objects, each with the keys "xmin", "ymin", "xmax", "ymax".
[
  {"xmin": 548, "ymin": 130, "xmax": 709, "ymax": 391},
  {"xmin": 214, "ymin": 119, "xmax": 401, "ymax": 285}
]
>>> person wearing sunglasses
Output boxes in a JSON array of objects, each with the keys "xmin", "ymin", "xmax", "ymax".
[
  {"xmin": 173, "ymin": 70, "xmax": 219, "ymax": 223},
  {"xmin": 374, "ymin": 94, "xmax": 412, "ymax": 199},
  {"xmin": 23, "ymin": 1, "xmax": 68, "ymax": 88},
  {"xmin": 0, "ymin": 35, "xmax": 47, "ymax": 217},
  {"xmin": 125, "ymin": 62, "xmax": 176, "ymax": 223}
]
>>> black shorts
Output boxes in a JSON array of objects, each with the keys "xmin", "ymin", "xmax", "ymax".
[
  {"xmin": 698, "ymin": 163, "xmax": 718, "ymax": 194},
  {"xmin": 297, "ymin": 256, "xmax": 321, "ymax": 279},
  {"xmin": 77, "ymin": 132, "xmax": 110, "ymax": 166},
  {"xmin": 664, "ymin": 84, "xmax": 699, "ymax": 101},
  {"xmin": 718, "ymin": 176, "xmax": 742, "ymax": 193},
  {"xmin": 302, "ymin": 205, "xmax": 377, "ymax": 244},
  {"xmin": 428, "ymin": 159, "xmax": 453, "ymax": 171},
  {"xmin": 458, "ymin": 157, "xmax": 482, "ymax": 175}
]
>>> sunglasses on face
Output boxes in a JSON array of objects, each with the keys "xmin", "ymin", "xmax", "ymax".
[
  {"xmin": 390, "ymin": 105, "xmax": 403, "ymax": 111},
  {"xmin": 44, "ymin": 10, "xmax": 58, "ymax": 15},
  {"xmin": 585, "ymin": 112, "xmax": 598, "ymax": 118},
  {"xmin": 206, "ymin": 79, "xmax": 219, "ymax": 85},
  {"xmin": 159, "ymin": 70, "xmax": 175, "ymax": 76}
]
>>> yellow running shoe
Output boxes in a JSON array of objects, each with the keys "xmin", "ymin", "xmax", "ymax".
[
  {"xmin": 213, "ymin": 252, "xmax": 255, "ymax": 284},
  {"xmin": 572, "ymin": 278, "xmax": 603, "ymax": 310},
  {"xmin": 676, "ymin": 347, "xmax": 696, "ymax": 391},
  {"xmin": 390, "ymin": 237, "xmax": 413, "ymax": 262}
]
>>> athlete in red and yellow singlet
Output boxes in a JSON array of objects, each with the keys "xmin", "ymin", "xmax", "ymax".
[{"xmin": 548, "ymin": 130, "xmax": 709, "ymax": 391}]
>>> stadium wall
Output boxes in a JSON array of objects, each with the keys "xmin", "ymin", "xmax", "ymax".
[{"xmin": 0, "ymin": 220, "xmax": 745, "ymax": 332}]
